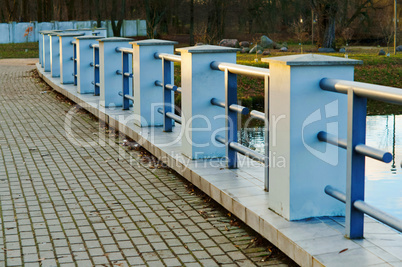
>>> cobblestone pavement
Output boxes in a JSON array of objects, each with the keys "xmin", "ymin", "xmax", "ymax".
[{"xmin": 0, "ymin": 59, "xmax": 296, "ymax": 267}]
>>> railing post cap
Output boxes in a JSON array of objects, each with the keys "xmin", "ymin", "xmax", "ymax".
[
  {"xmin": 176, "ymin": 45, "xmax": 239, "ymax": 54},
  {"xmin": 74, "ymin": 36, "xmax": 101, "ymax": 40},
  {"xmin": 130, "ymin": 39, "xmax": 178, "ymax": 46},
  {"xmin": 261, "ymin": 53, "xmax": 363, "ymax": 66},
  {"xmin": 98, "ymin": 37, "xmax": 135, "ymax": 43},
  {"xmin": 57, "ymin": 33, "xmax": 86, "ymax": 37}
]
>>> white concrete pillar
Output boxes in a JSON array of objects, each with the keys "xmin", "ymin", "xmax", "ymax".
[
  {"xmin": 49, "ymin": 32, "xmax": 61, "ymax": 77},
  {"xmin": 176, "ymin": 45, "xmax": 237, "ymax": 160},
  {"xmin": 131, "ymin": 39, "xmax": 177, "ymax": 127},
  {"xmin": 98, "ymin": 37, "xmax": 134, "ymax": 107},
  {"xmin": 94, "ymin": 28, "xmax": 107, "ymax": 38},
  {"xmin": 43, "ymin": 30, "xmax": 61, "ymax": 71},
  {"xmin": 59, "ymin": 33, "xmax": 85, "ymax": 84},
  {"xmin": 75, "ymin": 36, "xmax": 100, "ymax": 94},
  {"xmin": 261, "ymin": 54, "xmax": 362, "ymax": 220}
]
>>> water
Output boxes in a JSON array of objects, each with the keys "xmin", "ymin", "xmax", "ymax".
[{"xmin": 239, "ymin": 114, "xmax": 402, "ymax": 220}]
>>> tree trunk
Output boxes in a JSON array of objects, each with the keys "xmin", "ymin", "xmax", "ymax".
[
  {"xmin": 189, "ymin": 0, "xmax": 194, "ymax": 45},
  {"xmin": 36, "ymin": 0, "xmax": 42, "ymax": 22},
  {"xmin": 22, "ymin": 0, "xmax": 29, "ymax": 21},
  {"xmin": 111, "ymin": 0, "xmax": 125, "ymax": 37},
  {"xmin": 65, "ymin": 0, "xmax": 75, "ymax": 21},
  {"xmin": 323, "ymin": 16, "xmax": 335, "ymax": 48}
]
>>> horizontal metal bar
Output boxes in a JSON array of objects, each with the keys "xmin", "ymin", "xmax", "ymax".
[
  {"xmin": 355, "ymin": 144, "xmax": 393, "ymax": 163},
  {"xmin": 95, "ymin": 83, "xmax": 100, "ymax": 87},
  {"xmin": 210, "ymin": 61, "xmax": 270, "ymax": 79},
  {"xmin": 154, "ymin": 80, "xmax": 178, "ymax": 91},
  {"xmin": 90, "ymin": 62, "xmax": 94, "ymax": 67},
  {"xmin": 89, "ymin": 43, "xmax": 97, "ymax": 48},
  {"xmin": 325, "ymin": 185, "xmax": 402, "ymax": 233},
  {"xmin": 118, "ymin": 91, "xmax": 134, "ymax": 102},
  {"xmin": 124, "ymin": 72, "xmax": 133, "ymax": 78},
  {"xmin": 215, "ymin": 135, "xmax": 266, "ymax": 163},
  {"xmin": 250, "ymin": 110, "xmax": 266, "ymax": 121},
  {"xmin": 317, "ymin": 131, "xmax": 347, "ymax": 149},
  {"xmin": 317, "ymin": 131, "xmax": 392, "ymax": 163},
  {"xmin": 210, "ymin": 98, "xmax": 249, "ymax": 115},
  {"xmin": 154, "ymin": 52, "xmax": 182, "ymax": 63},
  {"xmin": 116, "ymin": 70, "xmax": 122, "ymax": 75},
  {"xmin": 115, "ymin": 47, "xmax": 133, "ymax": 53},
  {"xmin": 176, "ymin": 87, "xmax": 182, "ymax": 93},
  {"xmin": 95, "ymin": 64, "xmax": 100, "ymax": 68},
  {"xmin": 157, "ymin": 108, "xmax": 182, "ymax": 124},
  {"xmin": 324, "ymin": 185, "xmax": 346, "ymax": 203},
  {"xmin": 320, "ymin": 78, "xmax": 402, "ymax": 105},
  {"xmin": 354, "ymin": 200, "xmax": 402, "ymax": 233},
  {"xmin": 155, "ymin": 80, "xmax": 163, "ymax": 87}
]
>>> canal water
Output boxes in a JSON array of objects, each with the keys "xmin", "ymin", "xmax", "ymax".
[{"xmin": 239, "ymin": 114, "xmax": 402, "ymax": 220}]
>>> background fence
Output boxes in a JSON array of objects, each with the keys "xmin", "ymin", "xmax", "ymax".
[{"xmin": 0, "ymin": 20, "xmax": 146, "ymax": 44}]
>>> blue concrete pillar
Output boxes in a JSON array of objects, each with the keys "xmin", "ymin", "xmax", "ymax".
[
  {"xmin": 59, "ymin": 33, "xmax": 85, "ymax": 84},
  {"xmin": 131, "ymin": 39, "xmax": 177, "ymax": 127},
  {"xmin": 176, "ymin": 45, "xmax": 237, "ymax": 160},
  {"xmin": 98, "ymin": 37, "xmax": 134, "ymax": 107},
  {"xmin": 49, "ymin": 32, "xmax": 61, "ymax": 77},
  {"xmin": 74, "ymin": 36, "xmax": 101, "ymax": 94},
  {"xmin": 93, "ymin": 28, "xmax": 107, "ymax": 37},
  {"xmin": 38, "ymin": 30, "xmax": 45, "ymax": 66},
  {"xmin": 42, "ymin": 30, "xmax": 61, "ymax": 71},
  {"xmin": 261, "ymin": 54, "xmax": 362, "ymax": 220}
]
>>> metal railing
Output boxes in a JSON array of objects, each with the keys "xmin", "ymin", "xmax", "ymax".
[
  {"xmin": 319, "ymin": 78, "xmax": 402, "ymax": 238},
  {"xmin": 154, "ymin": 52, "xmax": 182, "ymax": 132},
  {"xmin": 116, "ymin": 47, "xmax": 134, "ymax": 110},
  {"xmin": 90, "ymin": 43, "xmax": 100, "ymax": 96},
  {"xmin": 73, "ymin": 41, "xmax": 78, "ymax": 86},
  {"xmin": 210, "ymin": 61, "xmax": 270, "ymax": 191}
]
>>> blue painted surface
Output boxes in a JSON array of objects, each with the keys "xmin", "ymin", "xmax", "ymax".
[{"xmin": 239, "ymin": 114, "xmax": 402, "ymax": 220}]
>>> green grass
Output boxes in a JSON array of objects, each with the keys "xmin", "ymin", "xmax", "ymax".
[
  {"xmin": 0, "ymin": 42, "xmax": 39, "ymax": 59},
  {"xmin": 235, "ymin": 49, "xmax": 402, "ymax": 115}
]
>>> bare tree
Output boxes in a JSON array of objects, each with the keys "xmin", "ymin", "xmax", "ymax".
[
  {"xmin": 144, "ymin": 0, "xmax": 167, "ymax": 38},
  {"xmin": 111, "ymin": 0, "xmax": 125, "ymax": 37}
]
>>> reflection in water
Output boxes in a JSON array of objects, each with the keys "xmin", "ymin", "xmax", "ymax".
[{"xmin": 239, "ymin": 115, "xmax": 402, "ymax": 219}]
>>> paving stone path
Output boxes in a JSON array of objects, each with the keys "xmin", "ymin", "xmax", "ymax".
[{"xmin": 0, "ymin": 59, "xmax": 296, "ymax": 267}]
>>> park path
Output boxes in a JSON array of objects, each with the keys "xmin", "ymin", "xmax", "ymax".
[{"xmin": 0, "ymin": 59, "xmax": 295, "ymax": 267}]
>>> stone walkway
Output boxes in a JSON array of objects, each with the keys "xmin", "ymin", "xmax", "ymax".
[{"xmin": 0, "ymin": 59, "xmax": 296, "ymax": 267}]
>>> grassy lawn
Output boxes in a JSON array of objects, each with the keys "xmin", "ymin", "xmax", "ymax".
[
  {"xmin": 234, "ymin": 46, "xmax": 402, "ymax": 115},
  {"xmin": 0, "ymin": 42, "xmax": 39, "ymax": 59}
]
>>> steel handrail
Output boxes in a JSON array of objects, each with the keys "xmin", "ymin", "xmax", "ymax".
[
  {"xmin": 210, "ymin": 61, "xmax": 270, "ymax": 79},
  {"xmin": 320, "ymin": 78, "xmax": 402, "ymax": 105}
]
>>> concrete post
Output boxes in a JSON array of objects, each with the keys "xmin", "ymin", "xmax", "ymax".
[
  {"xmin": 59, "ymin": 33, "xmax": 85, "ymax": 84},
  {"xmin": 75, "ymin": 36, "xmax": 101, "ymax": 94},
  {"xmin": 43, "ymin": 30, "xmax": 61, "ymax": 71},
  {"xmin": 38, "ymin": 30, "xmax": 44, "ymax": 66},
  {"xmin": 93, "ymin": 28, "xmax": 107, "ymax": 38},
  {"xmin": 49, "ymin": 32, "xmax": 61, "ymax": 77},
  {"xmin": 98, "ymin": 37, "xmax": 134, "ymax": 107},
  {"xmin": 176, "ymin": 45, "xmax": 237, "ymax": 160},
  {"xmin": 261, "ymin": 54, "xmax": 362, "ymax": 220},
  {"xmin": 131, "ymin": 39, "xmax": 177, "ymax": 127}
]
